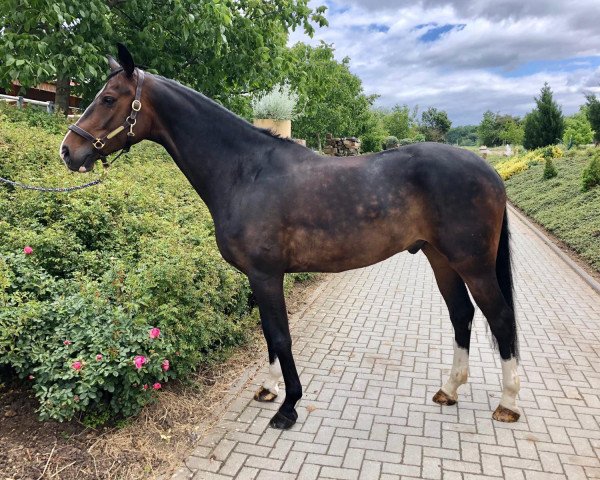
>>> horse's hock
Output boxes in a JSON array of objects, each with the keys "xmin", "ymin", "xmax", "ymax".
[{"xmin": 323, "ymin": 133, "xmax": 361, "ymax": 156}]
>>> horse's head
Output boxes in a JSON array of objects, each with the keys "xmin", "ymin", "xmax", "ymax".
[{"xmin": 60, "ymin": 44, "xmax": 151, "ymax": 172}]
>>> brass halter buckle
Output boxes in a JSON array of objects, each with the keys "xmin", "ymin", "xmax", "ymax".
[
  {"xmin": 131, "ymin": 99, "xmax": 142, "ymax": 111},
  {"xmin": 93, "ymin": 138, "xmax": 106, "ymax": 150}
]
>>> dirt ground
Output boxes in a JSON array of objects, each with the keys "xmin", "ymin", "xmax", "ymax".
[{"xmin": 0, "ymin": 275, "xmax": 324, "ymax": 480}]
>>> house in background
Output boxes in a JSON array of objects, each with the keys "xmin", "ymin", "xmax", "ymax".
[{"xmin": 0, "ymin": 80, "xmax": 81, "ymax": 113}]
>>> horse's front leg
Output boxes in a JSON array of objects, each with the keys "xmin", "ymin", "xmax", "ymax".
[
  {"xmin": 254, "ymin": 347, "xmax": 282, "ymax": 402},
  {"xmin": 249, "ymin": 272, "xmax": 302, "ymax": 429}
]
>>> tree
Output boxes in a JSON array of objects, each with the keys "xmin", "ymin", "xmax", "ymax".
[
  {"xmin": 478, "ymin": 111, "xmax": 523, "ymax": 146},
  {"xmin": 420, "ymin": 107, "xmax": 451, "ymax": 142},
  {"xmin": 360, "ymin": 109, "xmax": 388, "ymax": 153},
  {"xmin": 523, "ymin": 83, "xmax": 565, "ymax": 150},
  {"xmin": 498, "ymin": 117, "xmax": 524, "ymax": 146},
  {"xmin": 447, "ymin": 125, "xmax": 478, "ymax": 146},
  {"xmin": 0, "ymin": 0, "xmax": 328, "ymax": 113},
  {"xmin": 287, "ymin": 42, "xmax": 377, "ymax": 149},
  {"xmin": 478, "ymin": 111, "xmax": 500, "ymax": 146},
  {"xmin": 0, "ymin": 0, "xmax": 113, "ymax": 112},
  {"xmin": 382, "ymin": 104, "xmax": 413, "ymax": 140},
  {"xmin": 585, "ymin": 94, "xmax": 600, "ymax": 144},
  {"xmin": 563, "ymin": 110, "xmax": 594, "ymax": 146}
]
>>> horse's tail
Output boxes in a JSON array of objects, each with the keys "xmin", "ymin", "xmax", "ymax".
[{"xmin": 496, "ymin": 206, "xmax": 519, "ymax": 360}]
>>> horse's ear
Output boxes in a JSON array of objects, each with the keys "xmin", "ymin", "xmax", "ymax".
[
  {"xmin": 107, "ymin": 55, "xmax": 120, "ymax": 72},
  {"xmin": 116, "ymin": 43, "xmax": 135, "ymax": 77}
]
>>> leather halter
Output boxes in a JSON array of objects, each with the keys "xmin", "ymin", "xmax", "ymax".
[{"xmin": 68, "ymin": 68, "xmax": 145, "ymax": 162}]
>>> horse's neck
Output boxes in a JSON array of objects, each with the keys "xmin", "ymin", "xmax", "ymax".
[{"xmin": 148, "ymin": 75, "xmax": 280, "ymax": 211}]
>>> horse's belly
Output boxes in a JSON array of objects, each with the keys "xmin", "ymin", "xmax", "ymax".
[{"xmin": 285, "ymin": 225, "xmax": 416, "ymax": 273}]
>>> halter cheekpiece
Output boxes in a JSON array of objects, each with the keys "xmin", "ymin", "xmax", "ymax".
[{"xmin": 68, "ymin": 68, "xmax": 145, "ymax": 165}]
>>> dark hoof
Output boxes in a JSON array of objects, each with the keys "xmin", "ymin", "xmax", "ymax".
[
  {"xmin": 269, "ymin": 410, "xmax": 297, "ymax": 430},
  {"xmin": 254, "ymin": 386, "xmax": 278, "ymax": 403},
  {"xmin": 432, "ymin": 389, "xmax": 457, "ymax": 406},
  {"xmin": 493, "ymin": 405, "xmax": 520, "ymax": 423}
]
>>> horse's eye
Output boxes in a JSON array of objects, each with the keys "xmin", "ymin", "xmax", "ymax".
[{"xmin": 102, "ymin": 96, "xmax": 115, "ymax": 106}]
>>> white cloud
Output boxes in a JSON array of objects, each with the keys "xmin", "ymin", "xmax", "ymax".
[{"xmin": 290, "ymin": 0, "xmax": 600, "ymax": 125}]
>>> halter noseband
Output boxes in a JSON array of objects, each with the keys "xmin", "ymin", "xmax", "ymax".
[{"xmin": 68, "ymin": 68, "xmax": 145, "ymax": 164}]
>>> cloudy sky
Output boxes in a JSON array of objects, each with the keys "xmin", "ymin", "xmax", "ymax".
[{"xmin": 289, "ymin": 0, "xmax": 600, "ymax": 125}]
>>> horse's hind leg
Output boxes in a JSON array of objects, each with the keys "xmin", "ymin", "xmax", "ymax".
[
  {"xmin": 254, "ymin": 347, "xmax": 282, "ymax": 402},
  {"xmin": 456, "ymin": 265, "xmax": 521, "ymax": 422},
  {"xmin": 424, "ymin": 244, "xmax": 475, "ymax": 406}
]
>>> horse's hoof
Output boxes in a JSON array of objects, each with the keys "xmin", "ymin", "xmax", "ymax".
[
  {"xmin": 492, "ymin": 405, "xmax": 520, "ymax": 422},
  {"xmin": 432, "ymin": 389, "xmax": 457, "ymax": 406},
  {"xmin": 254, "ymin": 386, "xmax": 278, "ymax": 403},
  {"xmin": 269, "ymin": 410, "xmax": 297, "ymax": 430}
]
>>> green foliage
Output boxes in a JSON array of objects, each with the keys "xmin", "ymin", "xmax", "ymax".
[
  {"xmin": 420, "ymin": 107, "xmax": 451, "ymax": 142},
  {"xmin": 251, "ymin": 84, "xmax": 300, "ymax": 120},
  {"xmin": 542, "ymin": 157, "xmax": 558, "ymax": 180},
  {"xmin": 383, "ymin": 136, "xmax": 399, "ymax": 150},
  {"xmin": 0, "ymin": 1, "xmax": 328, "ymax": 109},
  {"xmin": 563, "ymin": 110, "xmax": 594, "ymax": 146},
  {"xmin": 0, "ymin": 0, "xmax": 112, "ymax": 105},
  {"xmin": 498, "ymin": 146, "xmax": 600, "ymax": 272},
  {"xmin": 359, "ymin": 110, "xmax": 388, "ymax": 153},
  {"xmin": 0, "ymin": 111, "xmax": 295, "ymax": 422},
  {"xmin": 523, "ymin": 83, "xmax": 565, "ymax": 150},
  {"xmin": 382, "ymin": 105, "xmax": 413, "ymax": 140},
  {"xmin": 477, "ymin": 111, "xmax": 523, "ymax": 147},
  {"xmin": 287, "ymin": 42, "xmax": 376, "ymax": 148},
  {"xmin": 398, "ymin": 135, "xmax": 426, "ymax": 146},
  {"xmin": 0, "ymin": 103, "xmax": 69, "ymax": 134},
  {"xmin": 582, "ymin": 152, "xmax": 600, "ymax": 191},
  {"xmin": 447, "ymin": 125, "xmax": 478, "ymax": 146},
  {"xmin": 585, "ymin": 94, "xmax": 600, "ymax": 144}
]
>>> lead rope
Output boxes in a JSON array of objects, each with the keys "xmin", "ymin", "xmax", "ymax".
[{"xmin": 0, "ymin": 147, "xmax": 130, "ymax": 193}]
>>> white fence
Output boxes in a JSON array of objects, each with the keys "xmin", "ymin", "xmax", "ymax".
[{"xmin": 0, "ymin": 93, "xmax": 55, "ymax": 113}]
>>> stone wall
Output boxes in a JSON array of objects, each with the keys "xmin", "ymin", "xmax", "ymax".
[{"xmin": 322, "ymin": 133, "xmax": 361, "ymax": 156}]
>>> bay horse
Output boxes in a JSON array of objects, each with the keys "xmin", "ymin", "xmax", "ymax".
[{"xmin": 60, "ymin": 44, "xmax": 521, "ymax": 430}]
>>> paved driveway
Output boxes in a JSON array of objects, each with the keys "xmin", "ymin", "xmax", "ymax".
[{"xmin": 173, "ymin": 210, "xmax": 600, "ymax": 480}]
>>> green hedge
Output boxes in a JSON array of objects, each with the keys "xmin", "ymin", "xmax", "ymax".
[{"xmin": 0, "ymin": 105, "xmax": 300, "ymax": 422}]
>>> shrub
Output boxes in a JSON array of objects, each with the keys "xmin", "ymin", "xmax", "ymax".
[
  {"xmin": 582, "ymin": 153, "xmax": 600, "ymax": 191},
  {"xmin": 383, "ymin": 136, "xmax": 399, "ymax": 150},
  {"xmin": 0, "ymin": 111, "xmax": 310, "ymax": 422},
  {"xmin": 543, "ymin": 158, "xmax": 558, "ymax": 180},
  {"xmin": 494, "ymin": 145, "xmax": 563, "ymax": 180},
  {"xmin": 398, "ymin": 135, "xmax": 426, "ymax": 146},
  {"xmin": 251, "ymin": 83, "xmax": 301, "ymax": 121}
]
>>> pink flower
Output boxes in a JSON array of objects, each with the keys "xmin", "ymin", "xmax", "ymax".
[
  {"xmin": 23, "ymin": 246, "xmax": 33, "ymax": 255},
  {"xmin": 96, "ymin": 354, "xmax": 103, "ymax": 361},
  {"xmin": 28, "ymin": 375, "xmax": 35, "ymax": 380},
  {"xmin": 74, "ymin": 395, "xmax": 80, "ymax": 402},
  {"xmin": 133, "ymin": 355, "xmax": 147, "ymax": 370},
  {"xmin": 63, "ymin": 340, "xmax": 72, "ymax": 345},
  {"xmin": 153, "ymin": 382, "xmax": 161, "ymax": 390},
  {"xmin": 72, "ymin": 361, "xmax": 83, "ymax": 371},
  {"xmin": 162, "ymin": 359, "xmax": 170, "ymax": 371},
  {"xmin": 142, "ymin": 384, "xmax": 148, "ymax": 391},
  {"xmin": 149, "ymin": 327, "xmax": 161, "ymax": 339}
]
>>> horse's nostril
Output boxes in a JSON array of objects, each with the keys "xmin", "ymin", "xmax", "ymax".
[{"xmin": 61, "ymin": 146, "xmax": 70, "ymax": 164}]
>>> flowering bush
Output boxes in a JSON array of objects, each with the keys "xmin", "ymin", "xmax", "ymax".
[
  {"xmin": 0, "ymin": 251, "xmax": 175, "ymax": 421},
  {"xmin": 495, "ymin": 145, "xmax": 564, "ymax": 180},
  {"xmin": 0, "ymin": 108, "xmax": 311, "ymax": 422}
]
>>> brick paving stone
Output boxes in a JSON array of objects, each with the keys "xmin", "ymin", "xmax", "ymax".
[{"xmin": 172, "ymin": 211, "xmax": 600, "ymax": 479}]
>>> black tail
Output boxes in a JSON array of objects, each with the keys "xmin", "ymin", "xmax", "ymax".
[{"xmin": 496, "ymin": 207, "xmax": 519, "ymax": 360}]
